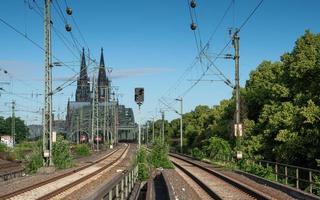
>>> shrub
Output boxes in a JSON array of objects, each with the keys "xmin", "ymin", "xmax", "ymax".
[
  {"xmin": 0, "ymin": 142, "xmax": 7, "ymax": 152},
  {"xmin": 191, "ymin": 147, "xmax": 205, "ymax": 160},
  {"xmin": 75, "ymin": 144, "xmax": 90, "ymax": 156},
  {"xmin": 136, "ymin": 148, "xmax": 149, "ymax": 181},
  {"xmin": 149, "ymin": 137, "xmax": 174, "ymax": 169},
  {"xmin": 204, "ymin": 136, "xmax": 231, "ymax": 160},
  {"xmin": 52, "ymin": 136, "xmax": 73, "ymax": 169},
  {"xmin": 26, "ymin": 150, "xmax": 43, "ymax": 173},
  {"xmin": 238, "ymin": 159, "xmax": 275, "ymax": 180}
]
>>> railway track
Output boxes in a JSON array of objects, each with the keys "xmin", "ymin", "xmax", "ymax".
[
  {"xmin": 0, "ymin": 160, "xmax": 24, "ymax": 181},
  {"xmin": 169, "ymin": 153, "xmax": 272, "ymax": 200},
  {"xmin": 0, "ymin": 143, "xmax": 129, "ymax": 200}
]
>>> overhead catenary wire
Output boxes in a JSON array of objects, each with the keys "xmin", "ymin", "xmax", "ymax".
[
  {"xmin": 160, "ymin": 0, "xmax": 235, "ymax": 107},
  {"xmin": 160, "ymin": 0, "xmax": 264, "ymax": 109}
]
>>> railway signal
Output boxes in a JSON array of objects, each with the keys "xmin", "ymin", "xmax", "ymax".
[
  {"xmin": 134, "ymin": 87, "xmax": 144, "ymax": 109},
  {"xmin": 134, "ymin": 87, "xmax": 144, "ymax": 148}
]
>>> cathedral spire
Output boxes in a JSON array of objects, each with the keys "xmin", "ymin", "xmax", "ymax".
[
  {"xmin": 75, "ymin": 48, "xmax": 90, "ymax": 102},
  {"xmin": 98, "ymin": 47, "xmax": 108, "ymax": 102},
  {"xmin": 100, "ymin": 47, "xmax": 105, "ymax": 67}
]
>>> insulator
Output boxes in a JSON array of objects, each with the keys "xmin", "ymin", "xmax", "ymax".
[
  {"xmin": 66, "ymin": 7, "xmax": 72, "ymax": 15},
  {"xmin": 190, "ymin": 0, "xmax": 196, "ymax": 8},
  {"xmin": 190, "ymin": 22, "xmax": 197, "ymax": 30},
  {"xmin": 65, "ymin": 24, "xmax": 72, "ymax": 32}
]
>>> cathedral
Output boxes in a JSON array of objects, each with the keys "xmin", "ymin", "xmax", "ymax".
[{"xmin": 65, "ymin": 48, "xmax": 136, "ymax": 143}]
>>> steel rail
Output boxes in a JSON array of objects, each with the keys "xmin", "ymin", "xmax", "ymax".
[
  {"xmin": 0, "ymin": 144, "xmax": 126, "ymax": 199},
  {"xmin": 170, "ymin": 153, "xmax": 271, "ymax": 200}
]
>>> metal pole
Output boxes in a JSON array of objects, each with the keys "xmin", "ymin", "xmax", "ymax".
[
  {"xmin": 234, "ymin": 32, "xmax": 240, "ymax": 128},
  {"xmin": 152, "ymin": 118, "xmax": 155, "ymax": 144},
  {"xmin": 138, "ymin": 108, "xmax": 141, "ymax": 148},
  {"xmin": 76, "ymin": 116, "xmax": 79, "ymax": 144},
  {"xmin": 180, "ymin": 98, "xmax": 183, "ymax": 153},
  {"xmin": 146, "ymin": 123, "xmax": 148, "ymax": 145},
  {"xmin": 91, "ymin": 75, "xmax": 96, "ymax": 150},
  {"xmin": 103, "ymin": 87, "xmax": 107, "ymax": 144},
  {"xmin": 96, "ymin": 96, "xmax": 99, "ymax": 151},
  {"xmin": 80, "ymin": 106, "xmax": 83, "ymax": 143},
  {"xmin": 43, "ymin": 0, "xmax": 53, "ymax": 166},
  {"xmin": 11, "ymin": 100, "xmax": 15, "ymax": 146},
  {"xmin": 161, "ymin": 111, "xmax": 164, "ymax": 142}
]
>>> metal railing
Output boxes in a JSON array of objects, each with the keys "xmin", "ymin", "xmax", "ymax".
[
  {"xmin": 89, "ymin": 165, "xmax": 139, "ymax": 200},
  {"xmin": 212, "ymin": 155, "xmax": 320, "ymax": 195}
]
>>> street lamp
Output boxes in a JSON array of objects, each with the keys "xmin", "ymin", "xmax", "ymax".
[{"xmin": 175, "ymin": 97, "xmax": 183, "ymax": 153}]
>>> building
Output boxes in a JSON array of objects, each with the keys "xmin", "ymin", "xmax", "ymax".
[
  {"xmin": 66, "ymin": 48, "xmax": 136, "ymax": 143},
  {"xmin": 28, "ymin": 125, "xmax": 42, "ymax": 139}
]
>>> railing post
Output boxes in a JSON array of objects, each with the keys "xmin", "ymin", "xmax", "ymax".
[
  {"xmin": 275, "ymin": 163, "xmax": 278, "ymax": 182},
  {"xmin": 285, "ymin": 166, "xmax": 288, "ymax": 185},
  {"xmin": 125, "ymin": 174, "xmax": 128, "ymax": 198},
  {"xmin": 116, "ymin": 183, "xmax": 119, "ymax": 199},
  {"xmin": 121, "ymin": 179, "xmax": 124, "ymax": 200},
  {"xmin": 309, "ymin": 171, "xmax": 312, "ymax": 193},
  {"xmin": 296, "ymin": 168, "xmax": 299, "ymax": 189},
  {"xmin": 109, "ymin": 188, "xmax": 113, "ymax": 200},
  {"xmin": 129, "ymin": 171, "xmax": 132, "ymax": 193}
]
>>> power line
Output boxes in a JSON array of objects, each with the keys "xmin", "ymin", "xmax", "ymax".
[{"xmin": 0, "ymin": 15, "xmax": 77, "ymax": 73}]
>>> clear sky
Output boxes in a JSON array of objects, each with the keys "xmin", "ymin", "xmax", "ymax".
[{"xmin": 0, "ymin": 0, "xmax": 319, "ymax": 125}]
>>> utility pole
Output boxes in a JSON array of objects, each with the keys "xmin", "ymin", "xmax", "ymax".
[
  {"xmin": 232, "ymin": 30, "xmax": 243, "ymax": 159},
  {"xmin": 43, "ymin": 0, "xmax": 53, "ymax": 166},
  {"xmin": 161, "ymin": 111, "xmax": 165, "ymax": 143},
  {"xmin": 146, "ymin": 123, "xmax": 149, "ymax": 145},
  {"xmin": 115, "ymin": 98, "xmax": 119, "ymax": 145},
  {"xmin": 11, "ymin": 100, "xmax": 15, "ymax": 146},
  {"xmin": 96, "ymin": 98, "xmax": 99, "ymax": 151},
  {"xmin": 152, "ymin": 117, "xmax": 155, "ymax": 144},
  {"xmin": 103, "ymin": 87, "xmax": 108, "ymax": 144},
  {"xmin": 80, "ymin": 106, "xmax": 83, "ymax": 143},
  {"xmin": 91, "ymin": 74, "xmax": 96, "ymax": 150},
  {"xmin": 175, "ymin": 97, "xmax": 183, "ymax": 153},
  {"xmin": 76, "ymin": 116, "xmax": 79, "ymax": 144}
]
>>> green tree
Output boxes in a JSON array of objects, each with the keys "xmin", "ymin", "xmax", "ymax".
[{"xmin": 0, "ymin": 116, "xmax": 29, "ymax": 143}]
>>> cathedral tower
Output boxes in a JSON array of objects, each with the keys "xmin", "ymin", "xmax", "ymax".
[{"xmin": 75, "ymin": 48, "xmax": 90, "ymax": 102}]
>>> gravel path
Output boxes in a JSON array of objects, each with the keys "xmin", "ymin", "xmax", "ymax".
[
  {"xmin": 162, "ymin": 169, "xmax": 202, "ymax": 200},
  {"xmin": 0, "ymin": 144, "xmax": 122, "ymax": 197}
]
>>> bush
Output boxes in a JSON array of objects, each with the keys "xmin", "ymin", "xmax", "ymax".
[
  {"xmin": 26, "ymin": 150, "xmax": 43, "ymax": 173},
  {"xmin": 0, "ymin": 142, "xmax": 7, "ymax": 152},
  {"xmin": 204, "ymin": 136, "xmax": 231, "ymax": 160},
  {"xmin": 149, "ymin": 138, "xmax": 174, "ymax": 169},
  {"xmin": 191, "ymin": 147, "xmax": 205, "ymax": 160},
  {"xmin": 136, "ymin": 148, "xmax": 149, "ymax": 181},
  {"xmin": 238, "ymin": 159, "xmax": 275, "ymax": 180},
  {"xmin": 52, "ymin": 136, "xmax": 73, "ymax": 169},
  {"xmin": 75, "ymin": 144, "xmax": 90, "ymax": 156}
]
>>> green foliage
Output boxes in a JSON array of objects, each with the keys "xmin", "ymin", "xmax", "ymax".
[
  {"xmin": 25, "ymin": 140, "xmax": 43, "ymax": 173},
  {"xmin": 52, "ymin": 135, "xmax": 73, "ymax": 169},
  {"xmin": 204, "ymin": 136, "xmax": 231, "ymax": 160},
  {"xmin": 313, "ymin": 174, "xmax": 320, "ymax": 196},
  {"xmin": 0, "ymin": 142, "xmax": 7, "ymax": 152},
  {"xmin": 164, "ymin": 31, "xmax": 320, "ymax": 169},
  {"xmin": 238, "ymin": 160, "xmax": 276, "ymax": 180},
  {"xmin": 136, "ymin": 148, "xmax": 149, "ymax": 181},
  {"xmin": 26, "ymin": 150, "xmax": 43, "ymax": 173},
  {"xmin": 75, "ymin": 144, "xmax": 90, "ymax": 156},
  {"xmin": 149, "ymin": 138, "xmax": 173, "ymax": 169},
  {"xmin": 191, "ymin": 147, "xmax": 205, "ymax": 160},
  {"xmin": 0, "ymin": 117, "xmax": 29, "ymax": 143}
]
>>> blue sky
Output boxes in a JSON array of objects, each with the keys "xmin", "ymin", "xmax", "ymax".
[{"xmin": 0, "ymin": 0, "xmax": 319, "ymax": 125}]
